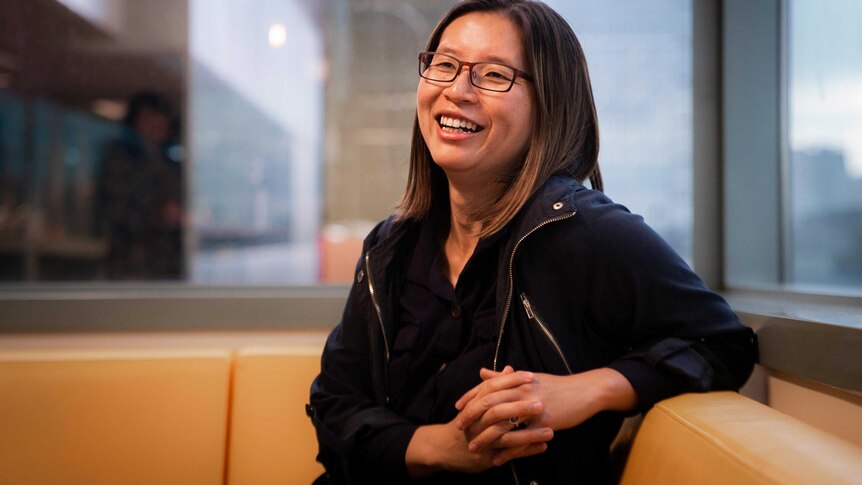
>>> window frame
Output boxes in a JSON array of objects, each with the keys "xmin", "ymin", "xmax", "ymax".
[{"xmin": 1, "ymin": 0, "xmax": 859, "ymax": 394}]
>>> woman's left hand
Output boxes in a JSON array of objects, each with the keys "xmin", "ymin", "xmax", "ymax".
[{"xmin": 454, "ymin": 367, "xmax": 637, "ymax": 453}]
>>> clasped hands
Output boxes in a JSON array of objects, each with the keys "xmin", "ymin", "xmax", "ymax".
[
  {"xmin": 450, "ymin": 366, "xmax": 551, "ymax": 467},
  {"xmin": 405, "ymin": 365, "xmax": 636, "ymax": 477}
]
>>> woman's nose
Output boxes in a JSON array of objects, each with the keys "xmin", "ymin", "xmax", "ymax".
[{"xmin": 444, "ymin": 66, "xmax": 478, "ymax": 102}]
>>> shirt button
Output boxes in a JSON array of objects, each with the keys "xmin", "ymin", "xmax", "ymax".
[
  {"xmin": 530, "ymin": 481, "xmax": 539, "ymax": 485},
  {"xmin": 450, "ymin": 304, "xmax": 462, "ymax": 318}
]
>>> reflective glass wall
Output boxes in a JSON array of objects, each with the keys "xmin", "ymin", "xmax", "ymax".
[{"xmin": 0, "ymin": 0, "xmax": 693, "ymax": 284}]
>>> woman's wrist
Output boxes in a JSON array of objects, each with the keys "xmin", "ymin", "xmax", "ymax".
[
  {"xmin": 550, "ymin": 368, "xmax": 637, "ymax": 431},
  {"xmin": 405, "ymin": 424, "xmax": 445, "ymax": 478},
  {"xmin": 591, "ymin": 367, "xmax": 637, "ymax": 412}
]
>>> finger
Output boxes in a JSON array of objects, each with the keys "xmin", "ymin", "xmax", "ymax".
[
  {"xmin": 482, "ymin": 371, "xmax": 535, "ymax": 394},
  {"xmin": 467, "ymin": 418, "xmax": 513, "ymax": 454},
  {"xmin": 479, "ymin": 365, "xmax": 514, "ymax": 381},
  {"xmin": 457, "ymin": 389, "xmax": 523, "ymax": 430},
  {"xmin": 467, "ymin": 401, "xmax": 543, "ymax": 447},
  {"xmin": 455, "ymin": 385, "xmax": 480, "ymax": 411},
  {"xmin": 493, "ymin": 427, "xmax": 554, "ymax": 449},
  {"xmin": 492, "ymin": 442, "xmax": 549, "ymax": 467},
  {"xmin": 455, "ymin": 370, "xmax": 533, "ymax": 412},
  {"xmin": 467, "ymin": 401, "xmax": 544, "ymax": 452}
]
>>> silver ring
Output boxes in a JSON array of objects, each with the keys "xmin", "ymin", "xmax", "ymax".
[{"xmin": 508, "ymin": 416, "xmax": 520, "ymax": 428}]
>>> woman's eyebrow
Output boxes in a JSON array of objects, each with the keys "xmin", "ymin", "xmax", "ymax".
[{"xmin": 435, "ymin": 47, "xmax": 516, "ymax": 65}]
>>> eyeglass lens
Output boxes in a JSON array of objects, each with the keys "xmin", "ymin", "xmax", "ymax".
[{"xmin": 419, "ymin": 52, "xmax": 516, "ymax": 92}]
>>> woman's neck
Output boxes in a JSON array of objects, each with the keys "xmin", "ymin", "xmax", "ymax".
[{"xmin": 441, "ymin": 177, "xmax": 503, "ymax": 287}]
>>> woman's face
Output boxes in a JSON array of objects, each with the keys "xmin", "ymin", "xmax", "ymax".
[{"xmin": 417, "ymin": 12, "xmax": 534, "ymax": 184}]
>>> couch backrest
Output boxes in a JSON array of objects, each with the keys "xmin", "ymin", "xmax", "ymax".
[
  {"xmin": 5, "ymin": 349, "xmax": 861, "ymax": 485},
  {"xmin": 226, "ymin": 347, "xmax": 324, "ymax": 485},
  {"xmin": 620, "ymin": 391, "xmax": 862, "ymax": 485},
  {"xmin": 0, "ymin": 350, "xmax": 232, "ymax": 485}
]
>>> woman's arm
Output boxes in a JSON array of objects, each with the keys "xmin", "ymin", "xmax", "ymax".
[
  {"xmin": 455, "ymin": 198, "xmax": 755, "ymax": 449},
  {"xmin": 453, "ymin": 367, "xmax": 635, "ymax": 452},
  {"xmin": 310, "ymin": 247, "xmax": 423, "ymax": 481}
]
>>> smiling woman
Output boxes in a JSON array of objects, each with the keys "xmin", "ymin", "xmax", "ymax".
[
  {"xmin": 308, "ymin": 1, "xmax": 756, "ymax": 484},
  {"xmin": 415, "ymin": 12, "xmax": 535, "ymax": 208}
]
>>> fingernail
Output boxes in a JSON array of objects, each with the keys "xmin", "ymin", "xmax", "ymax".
[
  {"xmin": 493, "ymin": 457, "xmax": 504, "ymax": 466},
  {"xmin": 468, "ymin": 442, "xmax": 477, "ymax": 452},
  {"xmin": 455, "ymin": 420, "xmax": 462, "ymax": 430},
  {"xmin": 524, "ymin": 372, "xmax": 534, "ymax": 379},
  {"xmin": 531, "ymin": 401, "xmax": 542, "ymax": 411}
]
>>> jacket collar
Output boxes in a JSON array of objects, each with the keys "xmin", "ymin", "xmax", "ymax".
[
  {"xmin": 505, "ymin": 175, "xmax": 582, "ymax": 245},
  {"xmin": 363, "ymin": 175, "xmax": 585, "ymax": 360},
  {"xmin": 369, "ymin": 175, "xmax": 584, "ymax": 255}
]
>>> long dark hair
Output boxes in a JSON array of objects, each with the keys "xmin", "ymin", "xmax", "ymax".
[{"xmin": 396, "ymin": 0, "xmax": 601, "ymax": 237}]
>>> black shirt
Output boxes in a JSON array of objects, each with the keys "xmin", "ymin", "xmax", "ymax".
[
  {"xmin": 390, "ymin": 217, "xmax": 504, "ymax": 424},
  {"xmin": 389, "ymin": 217, "xmax": 513, "ymax": 483}
]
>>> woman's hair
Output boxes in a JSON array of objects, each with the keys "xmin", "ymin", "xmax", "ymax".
[{"xmin": 396, "ymin": 0, "xmax": 601, "ymax": 237}]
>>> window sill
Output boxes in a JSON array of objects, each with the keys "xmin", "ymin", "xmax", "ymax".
[
  {"xmin": 723, "ymin": 289, "xmax": 862, "ymax": 393},
  {"xmin": 0, "ymin": 284, "xmax": 351, "ymax": 332},
  {"xmin": 1, "ymin": 285, "xmax": 858, "ymax": 393}
]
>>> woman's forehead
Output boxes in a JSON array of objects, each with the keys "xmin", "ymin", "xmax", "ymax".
[{"xmin": 436, "ymin": 12, "xmax": 525, "ymax": 66}]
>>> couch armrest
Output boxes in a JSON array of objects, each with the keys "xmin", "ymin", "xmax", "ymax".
[{"xmin": 620, "ymin": 391, "xmax": 862, "ymax": 485}]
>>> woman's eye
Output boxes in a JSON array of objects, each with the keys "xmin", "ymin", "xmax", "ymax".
[
  {"xmin": 484, "ymin": 70, "xmax": 509, "ymax": 80},
  {"xmin": 436, "ymin": 61, "xmax": 456, "ymax": 70}
]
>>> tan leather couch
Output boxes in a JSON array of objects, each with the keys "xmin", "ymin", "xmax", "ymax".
[
  {"xmin": 2, "ymin": 348, "xmax": 860, "ymax": 484},
  {"xmin": 620, "ymin": 392, "xmax": 862, "ymax": 485}
]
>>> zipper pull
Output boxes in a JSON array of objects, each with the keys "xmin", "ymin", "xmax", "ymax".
[{"xmin": 520, "ymin": 293, "xmax": 535, "ymax": 319}]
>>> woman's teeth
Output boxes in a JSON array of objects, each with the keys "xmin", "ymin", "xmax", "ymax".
[{"xmin": 439, "ymin": 116, "xmax": 481, "ymax": 133}]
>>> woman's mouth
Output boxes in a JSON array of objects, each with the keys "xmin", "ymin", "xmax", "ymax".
[{"xmin": 437, "ymin": 115, "xmax": 484, "ymax": 134}]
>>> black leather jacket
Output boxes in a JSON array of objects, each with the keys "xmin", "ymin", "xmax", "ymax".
[{"xmin": 309, "ymin": 176, "xmax": 757, "ymax": 484}]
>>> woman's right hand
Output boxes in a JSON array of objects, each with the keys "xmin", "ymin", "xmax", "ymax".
[{"xmin": 405, "ymin": 417, "xmax": 551, "ymax": 478}]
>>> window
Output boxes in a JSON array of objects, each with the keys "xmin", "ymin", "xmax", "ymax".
[
  {"xmin": 788, "ymin": 0, "xmax": 862, "ymax": 289},
  {"xmin": 0, "ymin": 0, "xmax": 694, "ymax": 286},
  {"xmin": 549, "ymin": 0, "xmax": 693, "ymax": 262},
  {"xmin": 724, "ymin": 0, "xmax": 861, "ymax": 297}
]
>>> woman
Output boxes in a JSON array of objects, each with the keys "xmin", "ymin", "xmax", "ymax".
[{"xmin": 309, "ymin": 1, "xmax": 756, "ymax": 483}]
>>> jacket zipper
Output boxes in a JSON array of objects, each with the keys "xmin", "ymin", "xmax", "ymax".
[
  {"xmin": 521, "ymin": 293, "xmax": 573, "ymax": 374},
  {"xmin": 365, "ymin": 251, "xmax": 390, "ymax": 362},
  {"xmin": 510, "ymin": 462, "xmax": 520, "ymax": 485},
  {"xmin": 493, "ymin": 210, "xmax": 577, "ymax": 371},
  {"xmin": 496, "ymin": 210, "xmax": 576, "ymax": 485}
]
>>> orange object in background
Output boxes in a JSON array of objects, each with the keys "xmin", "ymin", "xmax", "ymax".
[{"xmin": 319, "ymin": 221, "xmax": 375, "ymax": 283}]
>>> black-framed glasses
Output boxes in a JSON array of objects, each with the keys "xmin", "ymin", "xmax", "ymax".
[{"xmin": 418, "ymin": 51, "xmax": 533, "ymax": 93}]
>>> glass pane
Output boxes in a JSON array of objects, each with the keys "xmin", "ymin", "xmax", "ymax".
[
  {"xmin": 188, "ymin": 0, "xmax": 324, "ymax": 284},
  {"xmin": 546, "ymin": 0, "xmax": 694, "ymax": 262},
  {"xmin": 0, "ymin": 0, "xmax": 187, "ymax": 281},
  {"xmin": 1, "ymin": 0, "xmax": 693, "ymax": 284},
  {"xmin": 788, "ymin": 0, "xmax": 862, "ymax": 287}
]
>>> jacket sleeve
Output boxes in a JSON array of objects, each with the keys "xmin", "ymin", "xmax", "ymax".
[
  {"xmin": 575, "ymin": 204, "xmax": 757, "ymax": 412},
  {"xmin": 309, "ymin": 256, "xmax": 419, "ymax": 483}
]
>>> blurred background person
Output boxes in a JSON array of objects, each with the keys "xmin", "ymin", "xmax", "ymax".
[{"xmin": 95, "ymin": 92, "xmax": 184, "ymax": 280}]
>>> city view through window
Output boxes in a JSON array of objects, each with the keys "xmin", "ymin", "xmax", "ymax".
[{"xmin": 788, "ymin": 0, "xmax": 862, "ymax": 287}]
